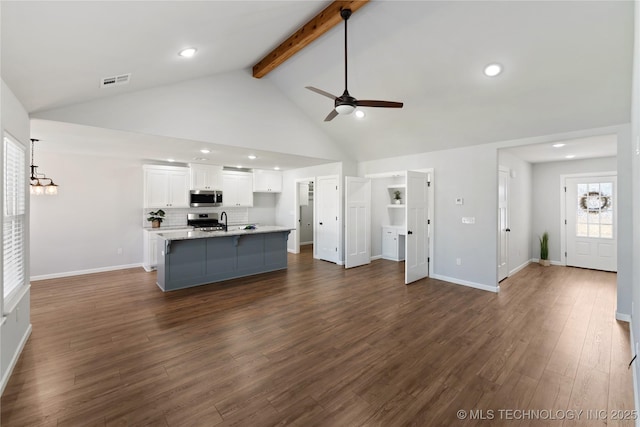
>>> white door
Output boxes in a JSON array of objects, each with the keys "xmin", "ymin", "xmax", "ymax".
[
  {"xmin": 565, "ymin": 176, "xmax": 617, "ymax": 272},
  {"xmin": 498, "ymin": 167, "xmax": 509, "ymax": 281},
  {"xmin": 405, "ymin": 171, "xmax": 428, "ymax": 284},
  {"xmin": 316, "ymin": 175, "xmax": 339, "ymax": 263},
  {"xmin": 345, "ymin": 177, "xmax": 371, "ymax": 268}
]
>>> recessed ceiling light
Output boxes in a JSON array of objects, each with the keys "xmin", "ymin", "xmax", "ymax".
[
  {"xmin": 200, "ymin": 149, "xmax": 210, "ymax": 154},
  {"xmin": 355, "ymin": 110, "xmax": 365, "ymax": 119},
  {"xmin": 552, "ymin": 143, "xmax": 565, "ymax": 148},
  {"xmin": 248, "ymin": 155, "xmax": 257, "ymax": 160},
  {"xmin": 237, "ymin": 165, "xmax": 243, "ymax": 169},
  {"xmin": 178, "ymin": 47, "xmax": 197, "ymax": 58},
  {"xmin": 274, "ymin": 166, "xmax": 280, "ymax": 171},
  {"xmin": 483, "ymin": 63, "xmax": 502, "ymax": 77},
  {"xmin": 167, "ymin": 158, "xmax": 175, "ymax": 162},
  {"xmin": 565, "ymin": 154, "xmax": 576, "ymax": 159}
]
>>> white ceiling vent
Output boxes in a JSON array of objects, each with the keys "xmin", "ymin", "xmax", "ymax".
[{"xmin": 100, "ymin": 73, "xmax": 131, "ymax": 88}]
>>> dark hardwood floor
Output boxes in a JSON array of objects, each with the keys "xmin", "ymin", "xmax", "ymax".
[{"xmin": 1, "ymin": 247, "xmax": 634, "ymax": 426}]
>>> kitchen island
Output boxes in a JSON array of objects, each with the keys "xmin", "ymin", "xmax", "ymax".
[{"xmin": 155, "ymin": 226, "xmax": 292, "ymax": 291}]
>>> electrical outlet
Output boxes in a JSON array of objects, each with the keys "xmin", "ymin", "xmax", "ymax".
[{"xmin": 456, "ymin": 258, "xmax": 462, "ymax": 266}]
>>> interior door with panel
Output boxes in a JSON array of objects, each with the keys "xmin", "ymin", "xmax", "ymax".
[
  {"xmin": 316, "ymin": 175, "xmax": 339, "ymax": 263},
  {"xmin": 405, "ymin": 171, "xmax": 428, "ymax": 284},
  {"xmin": 565, "ymin": 175, "xmax": 617, "ymax": 272},
  {"xmin": 345, "ymin": 176, "xmax": 371, "ymax": 268}
]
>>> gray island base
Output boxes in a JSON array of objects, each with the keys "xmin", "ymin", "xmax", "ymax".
[{"xmin": 156, "ymin": 226, "xmax": 292, "ymax": 291}]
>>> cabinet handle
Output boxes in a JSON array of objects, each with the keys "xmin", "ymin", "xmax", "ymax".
[
  {"xmin": 319, "ymin": 222, "xmax": 323, "ymax": 225},
  {"xmin": 407, "ymin": 230, "xmax": 413, "ymax": 235}
]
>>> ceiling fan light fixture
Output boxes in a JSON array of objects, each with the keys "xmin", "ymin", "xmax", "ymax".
[
  {"xmin": 355, "ymin": 110, "xmax": 365, "ymax": 119},
  {"xmin": 484, "ymin": 63, "xmax": 503, "ymax": 77},
  {"xmin": 335, "ymin": 104, "xmax": 356, "ymax": 115}
]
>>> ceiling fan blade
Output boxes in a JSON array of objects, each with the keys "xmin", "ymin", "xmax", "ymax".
[
  {"xmin": 356, "ymin": 100, "xmax": 404, "ymax": 109},
  {"xmin": 324, "ymin": 109, "xmax": 339, "ymax": 122},
  {"xmin": 306, "ymin": 86, "xmax": 338, "ymax": 100}
]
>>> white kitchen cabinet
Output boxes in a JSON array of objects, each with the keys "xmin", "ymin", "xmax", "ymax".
[
  {"xmin": 382, "ymin": 226, "xmax": 405, "ymax": 261},
  {"xmin": 190, "ymin": 164, "xmax": 223, "ymax": 190},
  {"xmin": 222, "ymin": 171, "xmax": 253, "ymax": 207},
  {"xmin": 143, "ymin": 165, "xmax": 189, "ymax": 208},
  {"xmin": 143, "ymin": 229, "xmax": 161, "ymax": 271},
  {"xmin": 253, "ymin": 169, "xmax": 282, "ymax": 193}
]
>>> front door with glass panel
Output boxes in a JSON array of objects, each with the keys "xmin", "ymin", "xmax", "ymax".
[{"xmin": 565, "ymin": 176, "xmax": 617, "ymax": 272}]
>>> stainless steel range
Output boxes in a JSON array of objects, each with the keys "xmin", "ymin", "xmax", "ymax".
[{"xmin": 187, "ymin": 213, "xmax": 225, "ymax": 231}]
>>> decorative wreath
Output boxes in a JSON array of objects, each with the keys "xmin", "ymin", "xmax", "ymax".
[{"xmin": 579, "ymin": 191, "xmax": 611, "ymax": 213}]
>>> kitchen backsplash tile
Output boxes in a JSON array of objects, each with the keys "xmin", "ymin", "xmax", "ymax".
[{"xmin": 143, "ymin": 207, "xmax": 249, "ymax": 228}]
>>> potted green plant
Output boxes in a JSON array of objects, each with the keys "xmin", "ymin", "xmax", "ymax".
[
  {"xmin": 539, "ymin": 231, "xmax": 550, "ymax": 266},
  {"xmin": 393, "ymin": 190, "xmax": 402, "ymax": 204},
  {"xmin": 147, "ymin": 209, "xmax": 165, "ymax": 228}
]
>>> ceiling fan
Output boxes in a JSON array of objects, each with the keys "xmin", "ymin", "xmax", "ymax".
[{"xmin": 306, "ymin": 8, "xmax": 403, "ymax": 122}]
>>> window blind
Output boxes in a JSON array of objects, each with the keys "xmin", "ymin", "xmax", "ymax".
[{"xmin": 3, "ymin": 135, "xmax": 26, "ymax": 300}]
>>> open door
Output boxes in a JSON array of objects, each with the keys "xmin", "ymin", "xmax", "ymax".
[
  {"xmin": 405, "ymin": 171, "xmax": 428, "ymax": 284},
  {"xmin": 345, "ymin": 176, "xmax": 371, "ymax": 268},
  {"xmin": 498, "ymin": 167, "xmax": 509, "ymax": 281}
]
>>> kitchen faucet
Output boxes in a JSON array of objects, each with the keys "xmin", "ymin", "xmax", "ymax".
[{"xmin": 220, "ymin": 211, "xmax": 228, "ymax": 232}]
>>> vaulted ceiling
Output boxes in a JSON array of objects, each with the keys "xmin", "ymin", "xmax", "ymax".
[{"xmin": 1, "ymin": 1, "xmax": 634, "ymax": 167}]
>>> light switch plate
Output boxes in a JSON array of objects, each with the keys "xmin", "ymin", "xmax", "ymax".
[{"xmin": 462, "ymin": 217, "xmax": 475, "ymax": 224}]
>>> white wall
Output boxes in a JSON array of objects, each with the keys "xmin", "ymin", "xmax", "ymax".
[
  {"xmin": 32, "ymin": 70, "xmax": 351, "ymax": 163},
  {"xmin": 498, "ymin": 151, "xmax": 533, "ymax": 274},
  {"xmin": 629, "ymin": 0, "xmax": 640, "ymax": 407},
  {"xmin": 530, "ymin": 156, "xmax": 617, "ymax": 263},
  {"xmin": 359, "ymin": 144, "xmax": 499, "ymax": 291},
  {"xmin": 1, "ymin": 79, "xmax": 32, "ymax": 393},
  {"xmin": 617, "ymin": 125, "xmax": 633, "ymax": 319},
  {"xmin": 30, "ymin": 151, "xmax": 144, "ymax": 278},
  {"xmin": 249, "ymin": 193, "xmax": 277, "ymax": 226}
]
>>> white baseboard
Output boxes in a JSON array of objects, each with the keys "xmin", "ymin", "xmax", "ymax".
[
  {"xmin": 430, "ymin": 274, "xmax": 500, "ymax": 293},
  {"xmin": 616, "ymin": 312, "xmax": 632, "ymax": 323},
  {"xmin": 531, "ymin": 258, "xmax": 564, "ymax": 266},
  {"xmin": 287, "ymin": 249, "xmax": 298, "ymax": 254},
  {"xmin": 370, "ymin": 255, "xmax": 382, "ymax": 261},
  {"xmin": 300, "ymin": 241, "xmax": 313, "ymax": 246},
  {"xmin": 509, "ymin": 260, "xmax": 531, "ymax": 276},
  {"xmin": 1, "ymin": 323, "xmax": 32, "ymax": 395},
  {"xmin": 30, "ymin": 263, "xmax": 142, "ymax": 282}
]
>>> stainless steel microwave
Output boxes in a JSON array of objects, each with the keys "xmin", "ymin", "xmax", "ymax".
[{"xmin": 190, "ymin": 190, "xmax": 223, "ymax": 207}]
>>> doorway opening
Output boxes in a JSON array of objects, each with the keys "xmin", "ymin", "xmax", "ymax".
[{"xmin": 293, "ymin": 178, "xmax": 315, "ymax": 255}]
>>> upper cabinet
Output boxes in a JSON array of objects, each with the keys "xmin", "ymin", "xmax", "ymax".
[
  {"xmin": 222, "ymin": 171, "xmax": 253, "ymax": 207},
  {"xmin": 144, "ymin": 165, "xmax": 190, "ymax": 208},
  {"xmin": 253, "ymin": 169, "xmax": 282, "ymax": 193},
  {"xmin": 190, "ymin": 164, "xmax": 223, "ymax": 191}
]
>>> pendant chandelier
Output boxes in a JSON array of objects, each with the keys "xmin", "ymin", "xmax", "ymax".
[{"xmin": 29, "ymin": 138, "xmax": 58, "ymax": 196}]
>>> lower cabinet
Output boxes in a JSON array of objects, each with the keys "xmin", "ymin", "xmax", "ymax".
[
  {"xmin": 382, "ymin": 226, "xmax": 405, "ymax": 261},
  {"xmin": 143, "ymin": 229, "xmax": 160, "ymax": 271}
]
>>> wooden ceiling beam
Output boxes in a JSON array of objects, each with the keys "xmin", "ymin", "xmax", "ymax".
[{"xmin": 252, "ymin": 0, "xmax": 369, "ymax": 79}]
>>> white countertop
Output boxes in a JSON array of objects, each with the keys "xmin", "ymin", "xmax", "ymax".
[
  {"xmin": 156, "ymin": 225, "xmax": 293, "ymax": 241},
  {"xmin": 143, "ymin": 226, "xmax": 193, "ymax": 232}
]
